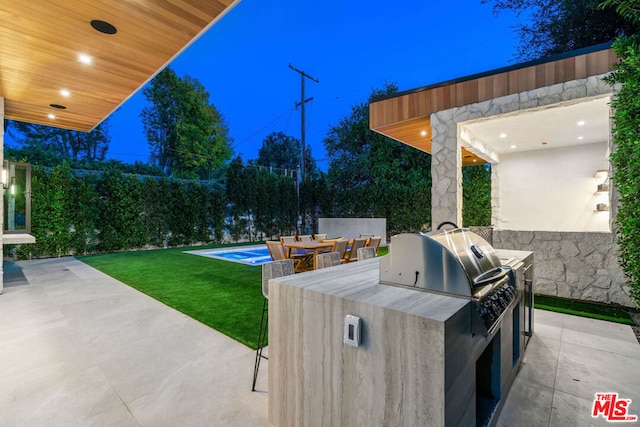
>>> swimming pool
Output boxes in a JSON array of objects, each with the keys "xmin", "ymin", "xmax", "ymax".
[{"xmin": 185, "ymin": 245, "xmax": 272, "ymax": 266}]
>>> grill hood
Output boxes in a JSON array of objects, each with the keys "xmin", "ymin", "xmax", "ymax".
[
  {"xmin": 379, "ymin": 230, "xmax": 516, "ymax": 336},
  {"xmin": 379, "ymin": 230, "xmax": 506, "ymax": 297}
]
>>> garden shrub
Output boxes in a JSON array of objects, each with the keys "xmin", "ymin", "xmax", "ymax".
[{"xmin": 605, "ymin": 35, "xmax": 640, "ymax": 306}]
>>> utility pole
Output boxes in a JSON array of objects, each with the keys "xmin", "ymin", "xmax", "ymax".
[{"xmin": 289, "ymin": 64, "xmax": 319, "ymax": 180}]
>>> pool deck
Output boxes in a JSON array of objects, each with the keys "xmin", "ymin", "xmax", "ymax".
[{"xmin": 0, "ymin": 257, "xmax": 639, "ymax": 426}]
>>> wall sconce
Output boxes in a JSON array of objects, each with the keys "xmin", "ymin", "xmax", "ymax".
[{"xmin": 1, "ymin": 160, "xmax": 8, "ymax": 189}]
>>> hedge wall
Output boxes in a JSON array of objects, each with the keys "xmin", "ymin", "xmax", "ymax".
[
  {"xmin": 13, "ymin": 163, "xmax": 230, "ymax": 259},
  {"xmin": 10, "ymin": 161, "xmax": 493, "ymax": 259}
]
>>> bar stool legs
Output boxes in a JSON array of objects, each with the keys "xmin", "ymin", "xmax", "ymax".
[{"xmin": 251, "ymin": 298, "xmax": 268, "ymax": 391}]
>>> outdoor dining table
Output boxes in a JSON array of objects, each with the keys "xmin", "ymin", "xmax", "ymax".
[{"xmin": 282, "ymin": 241, "xmax": 335, "ymax": 272}]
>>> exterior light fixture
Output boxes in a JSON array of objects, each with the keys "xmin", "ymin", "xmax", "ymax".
[
  {"xmin": 420, "ymin": 130, "xmax": 427, "ymax": 137},
  {"xmin": 78, "ymin": 53, "xmax": 92, "ymax": 64},
  {"xmin": 47, "ymin": 113, "xmax": 56, "ymax": 120},
  {"xmin": 60, "ymin": 89, "xmax": 70, "ymax": 97},
  {"xmin": 0, "ymin": 160, "xmax": 8, "ymax": 188}
]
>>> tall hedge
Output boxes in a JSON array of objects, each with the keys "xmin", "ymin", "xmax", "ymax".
[
  {"xmin": 14, "ymin": 164, "xmax": 229, "ymax": 259},
  {"xmin": 605, "ymin": 35, "xmax": 640, "ymax": 306}
]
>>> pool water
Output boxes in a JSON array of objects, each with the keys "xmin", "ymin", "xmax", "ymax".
[{"xmin": 186, "ymin": 246, "xmax": 272, "ymax": 266}]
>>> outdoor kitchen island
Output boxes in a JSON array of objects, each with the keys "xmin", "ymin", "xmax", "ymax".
[{"xmin": 267, "ymin": 232, "xmax": 533, "ymax": 427}]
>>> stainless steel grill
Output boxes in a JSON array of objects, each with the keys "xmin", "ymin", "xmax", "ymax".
[{"xmin": 379, "ymin": 228, "xmax": 518, "ymax": 336}]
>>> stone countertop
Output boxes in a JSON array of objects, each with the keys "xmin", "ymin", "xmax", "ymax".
[
  {"xmin": 273, "ymin": 257, "xmax": 469, "ymax": 323},
  {"xmin": 494, "ymin": 248, "xmax": 533, "ymax": 263}
]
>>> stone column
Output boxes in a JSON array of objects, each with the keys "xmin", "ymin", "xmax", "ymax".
[
  {"xmin": 430, "ymin": 110, "xmax": 462, "ymax": 229},
  {"xmin": 490, "ymin": 163, "xmax": 500, "ymax": 227}
]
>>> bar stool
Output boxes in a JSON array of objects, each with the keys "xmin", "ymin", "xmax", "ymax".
[
  {"xmin": 316, "ymin": 251, "xmax": 341, "ymax": 269},
  {"xmin": 252, "ymin": 259, "xmax": 294, "ymax": 391},
  {"xmin": 357, "ymin": 246, "xmax": 376, "ymax": 261}
]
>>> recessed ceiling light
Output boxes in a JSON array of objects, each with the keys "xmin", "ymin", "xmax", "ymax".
[
  {"xmin": 577, "ymin": 136, "xmax": 584, "ymax": 140},
  {"xmin": 510, "ymin": 145, "xmax": 516, "ymax": 149},
  {"xmin": 499, "ymin": 133, "xmax": 507, "ymax": 139},
  {"xmin": 60, "ymin": 89, "xmax": 70, "ymax": 97},
  {"xmin": 420, "ymin": 130, "xmax": 427, "ymax": 137},
  {"xmin": 49, "ymin": 103, "xmax": 67, "ymax": 109},
  {"xmin": 473, "ymin": 159, "xmax": 477, "ymax": 162},
  {"xmin": 48, "ymin": 113, "xmax": 56, "ymax": 120},
  {"xmin": 577, "ymin": 120, "xmax": 585, "ymax": 126},
  {"xmin": 90, "ymin": 20, "xmax": 117, "ymax": 35},
  {"xmin": 78, "ymin": 53, "xmax": 92, "ymax": 64}
]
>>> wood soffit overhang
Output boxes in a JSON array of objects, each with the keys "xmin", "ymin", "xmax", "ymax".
[
  {"xmin": 369, "ymin": 43, "xmax": 618, "ymax": 166},
  {"xmin": 0, "ymin": 0, "xmax": 238, "ymax": 132}
]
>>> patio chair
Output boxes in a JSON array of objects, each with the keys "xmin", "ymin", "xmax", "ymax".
[
  {"xmin": 280, "ymin": 236, "xmax": 300, "ymax": 258},
  {"xmin": 253, "ymin": 259, "xmax": 295, "ymax": 392},
  {"xmin": 329, "ymin": 238, "xmax": 349, "ymax": 262},
  {"xmin": 313, "ymin": 233, "xmax": 328, "ymax": 241},
  {"xmin": 359, "ymin": 233, "xmax": 375, "ymax": 239},
  {"xmin": 357, "ymin": 246, "xmax": 376, "ymax": 261},
  {"xmin": 366, "ymin": 236, "xmax": 382, "ymax": 256},
  {"xmin": 266, "ymin": 240, "xmax": 287, "ymax": 261},
  {"xmin": 316, "ymin": 251, "xmax": 342, "ymax": 269},
  {"xmin": 298, "ymin": 234, "xmax": 312, "ymax": 242},
  {"xmin": 344, "ymin": 237, "xmax": 367, "ymax": 263}
]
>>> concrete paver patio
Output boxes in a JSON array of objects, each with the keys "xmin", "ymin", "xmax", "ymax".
[{"xmin": 0, "ymin": 257, "xmax": 638, "ymax": 426}]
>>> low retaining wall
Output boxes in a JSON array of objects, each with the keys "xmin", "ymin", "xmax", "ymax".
[
  {"xmin": 318, "ymin": 218, "xmax": 386, "ymax": 243},
  {"xmin": 493, "ymin": 230, "xmax": 634, "ymax": 308}
]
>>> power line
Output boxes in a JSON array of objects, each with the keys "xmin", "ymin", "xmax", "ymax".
[{"xmin": 236, "ymin": 105, "xmax": 297, "ymax": 147}]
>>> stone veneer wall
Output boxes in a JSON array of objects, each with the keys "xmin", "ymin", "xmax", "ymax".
[
  {"xmin": 430, "ymin": 73, "xmax": 614, "ymax": 230},
  {"xmin": 429, "ymin": 74, "xmax": 637, "ymax": 307},
  {"xmin": 493, "ymin": 230, "xmax": 634, "ymax": 307}
]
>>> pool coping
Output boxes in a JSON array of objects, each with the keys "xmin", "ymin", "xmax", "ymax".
[{"xmin": 184, "ymin": 244, "xmax": 270, "ymax": 266}]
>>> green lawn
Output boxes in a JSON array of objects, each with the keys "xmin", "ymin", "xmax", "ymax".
[
  {"xmin": 534, "ymin": 295, "xmax": 635, "ymax": 325},
  {"xmin": 79, "ymin": 243, "xmax": 264, "ymax": 349},
  {"xmin": 78, "ymin": 243, "xmax": 634, "ymax": 351}
]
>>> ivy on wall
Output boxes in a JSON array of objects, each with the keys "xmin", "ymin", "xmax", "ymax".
[
  {"xmin": 462, "ymin": 164, "xmax": 492, "ymax": 227},
  {"xmin": 605, "ymin": 35, "xmax": 640, "ymax": 307}
]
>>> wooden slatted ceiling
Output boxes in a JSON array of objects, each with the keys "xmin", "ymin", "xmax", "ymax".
[
  {"xmin": 369, "ymin": 46, "xmax": 617, "ymax": 162},
  {"xmin": 375, "ymin": 117, "xmax": 486, "ymax": 166},
  {"xmin": 0, "ymin": 0, "xmax": 238, "ymax": 132}
]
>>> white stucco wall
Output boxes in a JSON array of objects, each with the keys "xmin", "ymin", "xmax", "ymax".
[
  {"xmin": 318, "ymin": 218, "xmax": 387, "ymax": 243},
  {"xmin": 496, "ymin": 141, "xmax": 610, "ymax": 232}
]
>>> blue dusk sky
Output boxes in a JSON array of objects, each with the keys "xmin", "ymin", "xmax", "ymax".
[{"xmin": 106, "ymin": 0, "xmax": 522, "ymax": 169}]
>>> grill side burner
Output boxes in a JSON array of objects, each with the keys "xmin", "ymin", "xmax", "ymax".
[{"xmin": 379, "ymin": 230, "xmax": 518, "ymax": 336}]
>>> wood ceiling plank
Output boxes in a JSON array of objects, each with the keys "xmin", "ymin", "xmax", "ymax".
[{"xmin": 0, "ymin": 0, "xmax": 238, "ymax": 131}]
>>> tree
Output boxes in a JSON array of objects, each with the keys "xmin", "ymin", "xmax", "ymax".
[
  {"xmin": 141, "ymin": 67, "xmax": 232, "ymax": 178},
  {"xmin": 6, "ymin": 119, "xmax": 110, "ymax": 161},
  {"xmin": 482, "ymin": 0, "xmax": 639, "ymax": 60},
  {"xmin": 324, "ymin": 83, "xmax": 432, "ymax": 234},
  {"xmin": 257, "ymin": 131, "xmax": 317, "ymax": 175}
]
